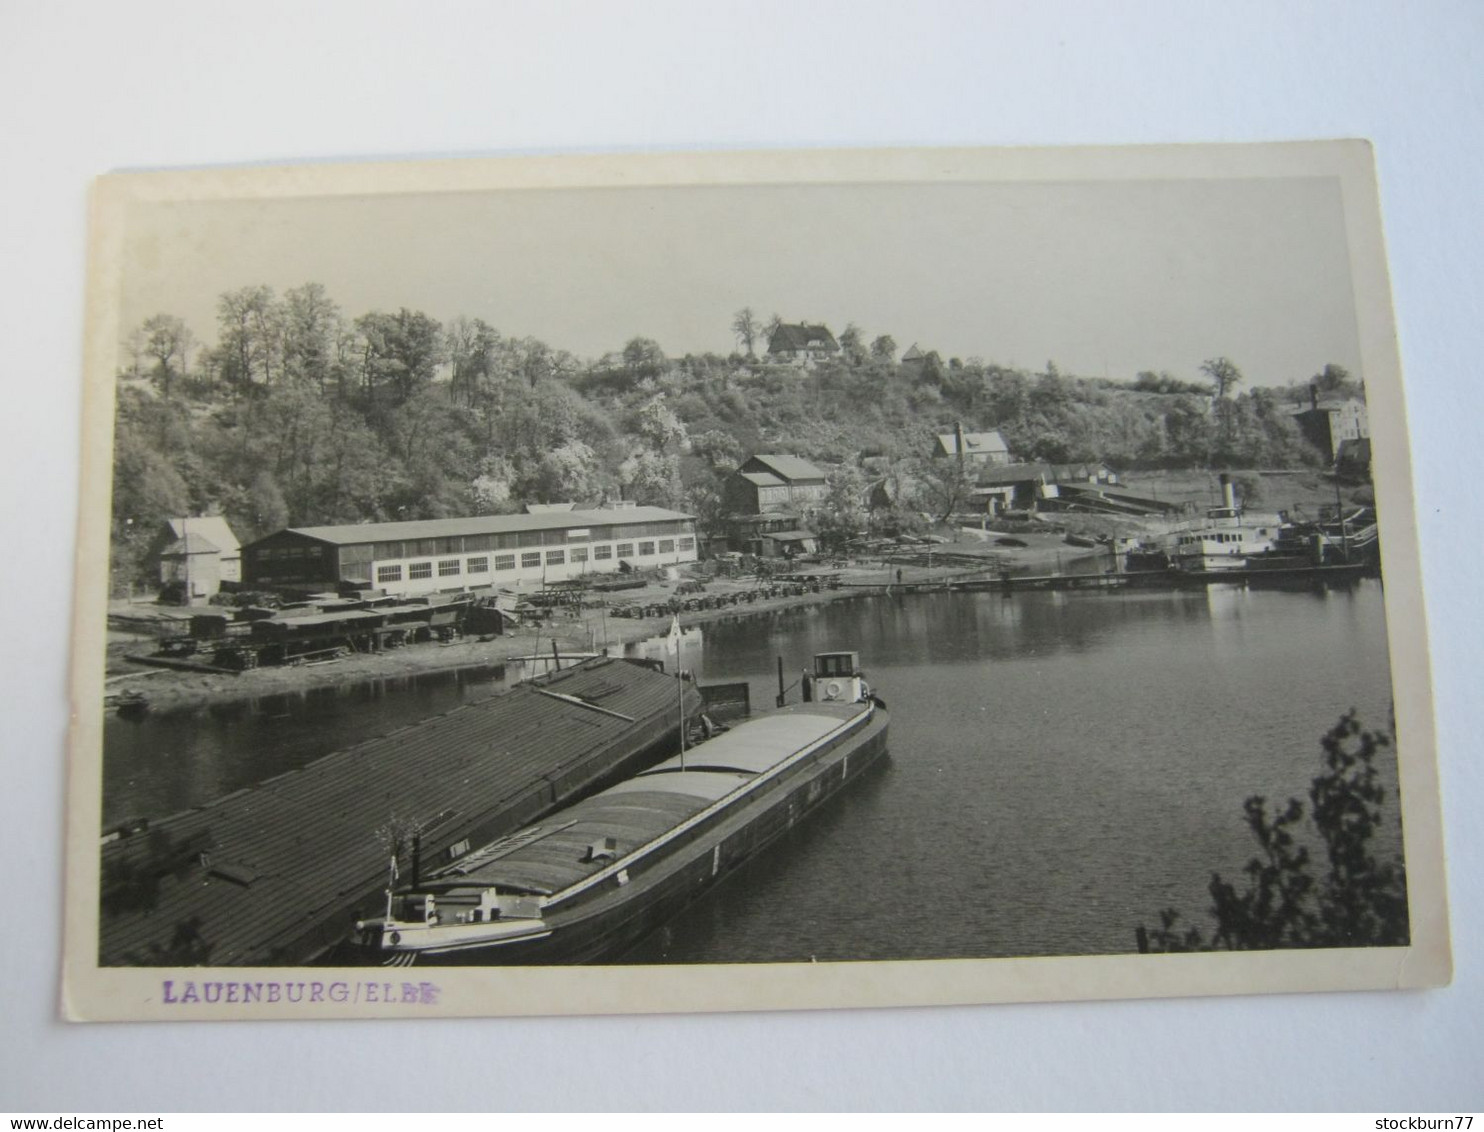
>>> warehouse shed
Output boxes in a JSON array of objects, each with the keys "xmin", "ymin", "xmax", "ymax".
[{"xmin": 241, "ymin": 506, "xmax": 697, "ymax": 598}]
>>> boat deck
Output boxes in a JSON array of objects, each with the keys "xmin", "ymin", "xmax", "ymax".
[
  {"xmin": 97, "ymin": 657, "xmax": 699, "ymax": 965},
  {"xmin": 423, "ymin": 706, "xmax": 863, "ymax": 898}
]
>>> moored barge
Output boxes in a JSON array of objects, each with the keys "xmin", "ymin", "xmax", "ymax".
[
  {"xmin": 99, "ymin": 656, "xmax": 701, "ymax": 966},
  {"xmin": 356, "ymin": 652, "xmax": 889, "ymax": 965}
]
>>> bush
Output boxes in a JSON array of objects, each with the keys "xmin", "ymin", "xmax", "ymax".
[{"xmin": 1138, "ymin": 711, "xmax": 1408, "ymax": 952}]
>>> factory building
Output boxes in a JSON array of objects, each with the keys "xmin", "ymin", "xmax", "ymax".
[{"xmin": 242, "ymin": 505, "xmax": 697, "ymax": 597}]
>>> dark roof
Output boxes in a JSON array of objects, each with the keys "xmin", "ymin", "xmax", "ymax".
[
  {"xmin": 1294, "ymin": 399, "xmax": 1366, "ymax": 415},
  {"xmin": 744, "ymin": 454, "xmax": 826, "ymax": 483},
  {"xmin": 98, "ymin": 659, "xmax": 700, "ymax": 965},
  {"xmin": 901, "ymin": 343, "xmax": 924, "ymax": 363},
  {"xmin": 974, "ymin": 461, "xmax": 1111, "ymax": 486},
  {"xmin": 935, "ymin": 430, "xmax": 1009, "ymax": 457},
  {"xmin": 255, "ymin": 507, "xmax": 693, "ymax": 549},
  {"xmin": 764, "ymin": 529, "xmax": 818, "ymax": 542},
  {"xmin": 767, "ymin": 324, "xmax": 839, "ymax": 354},
  {"xmin": 735, "ymin": 471, "xmax": 786, "ymax": 488}
]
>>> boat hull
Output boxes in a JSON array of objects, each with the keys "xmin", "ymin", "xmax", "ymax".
[{"xmin": 375, "ymin": 706, "xmax": 890, "ymax": 966}]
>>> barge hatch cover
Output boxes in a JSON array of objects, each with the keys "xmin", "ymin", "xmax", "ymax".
[{"xmin": 98, "ymin": 658, "xmax": 700, "ymax": 966}]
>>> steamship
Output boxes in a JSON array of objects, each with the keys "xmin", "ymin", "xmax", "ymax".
[
  {"xmin": 354, "ymin": 651, "xmax": 889, "ymax": 965},
  {"xmin": 1168, "ymin": 473, "xmax": 1279, "ymax": 572}
]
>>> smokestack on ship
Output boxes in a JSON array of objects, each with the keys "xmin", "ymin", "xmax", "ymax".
[{"xmin": 1219, "ymin": 472, "xmax": 1237, "ymax": 511}]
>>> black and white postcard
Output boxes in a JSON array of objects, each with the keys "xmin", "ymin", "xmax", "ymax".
[{"xmin": 64, "ymin": 143, "xmax": 1450, "ymax": 1020}]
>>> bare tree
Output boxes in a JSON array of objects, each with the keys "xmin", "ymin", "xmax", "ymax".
[
  {"xmin": 1201, "ymin": 356, "xmax": 1244, "ymax": 455},
  {"xmin": 731, "ymin": 307, "xmax": 760, "ymax": 356}
]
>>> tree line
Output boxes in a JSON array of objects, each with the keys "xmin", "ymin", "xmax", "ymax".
[{"xmin": 111, "ymin": 286, "xmax": 1359, "ymax": 591}]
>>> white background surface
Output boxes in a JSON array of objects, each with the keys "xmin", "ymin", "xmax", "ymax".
[{"xmin": 2, "ymin": 0, "xmax": 1479, "ymax": 1112}]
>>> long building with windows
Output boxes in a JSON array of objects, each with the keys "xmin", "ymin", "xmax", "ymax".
[{"xmin": 242, "ymin": 506, "xmax": 697, "ymax": 597}]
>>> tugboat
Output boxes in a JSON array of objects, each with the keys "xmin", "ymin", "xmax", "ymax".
[{"xmin": 355, "ymin": 650, "xmax": 888, "ymax": 965}]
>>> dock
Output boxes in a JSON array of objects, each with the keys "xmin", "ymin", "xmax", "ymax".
[{"xmin": 98, "ymin": 657, "xmax": 701, "ymax": 966}]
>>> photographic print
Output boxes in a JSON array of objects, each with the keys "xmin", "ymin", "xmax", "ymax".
[{"xmin": 64, "ymin": 144, "xmax": 1450, "ymax": 1020}]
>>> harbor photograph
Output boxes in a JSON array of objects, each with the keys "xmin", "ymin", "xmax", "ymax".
[{"xmin": 64, "ymin": 144, "xmax": 1449, "ymax": 1015}]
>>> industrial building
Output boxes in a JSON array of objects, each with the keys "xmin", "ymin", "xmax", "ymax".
[{"xmin": 242, "ymin": 505, "xmax": 697, "ymax": 597}]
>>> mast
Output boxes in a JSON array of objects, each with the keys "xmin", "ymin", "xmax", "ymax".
[{"xmin": 668, "ymin": 613, "xmax": 685, "ymax": 768}]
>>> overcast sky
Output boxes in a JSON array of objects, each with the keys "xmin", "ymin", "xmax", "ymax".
[{"xmin": 118, "ymin": 173, "xmax": 1361, "ymax": 386}]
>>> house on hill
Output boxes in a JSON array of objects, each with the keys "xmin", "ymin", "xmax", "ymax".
[
  {"xmin": 931, "ymin": 427, "xmax": 1012, "ymax": 466},
  {"xmin": 149, "ymin": 516, "xmax": 241, "ymax": 603},
  {"xmin": 766, "ymin": 323, "xmax": 840, "ymax": 367}
]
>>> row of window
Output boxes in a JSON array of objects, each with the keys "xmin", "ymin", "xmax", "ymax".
[
  {"xmin": 373, "ymin": 538, "xmax": 694, "ymax": 584},
  {"xmin": 363, "ymin": 521, "xmax": 691, "ymax": 559},
  {"xmin": 255, "ymin": 524, "xmax": 697, "ymax": 563},
  {"xmin": 1178, "ymin": 532, "xmax": 1247, "ymax": 546},
  {"xmin": 255, "ymin": 545, "xmax": 325, "ymax": 561}
]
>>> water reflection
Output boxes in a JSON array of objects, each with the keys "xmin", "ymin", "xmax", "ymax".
[{"xmin": 101, "ymin": 582, "xmax": 1398, "ymax": 962}]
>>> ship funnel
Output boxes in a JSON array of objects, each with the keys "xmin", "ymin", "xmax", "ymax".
[{"xmin": 1219, "ymin": 473, "xmax": 1236, "ymax": 511}]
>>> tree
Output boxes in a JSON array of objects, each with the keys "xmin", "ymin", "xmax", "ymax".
[
  {"xmin": 217, "ymin": 285, "xmax": 279, "ymax": 390},
  {"xmin": 621, "ymin": 337, "xmax": 667, "ymax": 381},
  {"xmin": 355, "ymin": 308, "xmax": 444, "ymax": 409},
  {"xmin": 1311, "ymin": 362, "xmax": 1364, "ymax": 402},
  {"xmin": 838, "ymin": 323, "xmax": 868, "ymax": 367},
  {"xmin": 281, "ymin": 283, "xmax": 343, "ymax": 394},
  {"xmin": 690, "ymin": 428, "xmax": 742, "ymax": 469},
  {"xmin": 816, "ymin": 465, "xmax": 868, "ymax": 550},
  {"xmin": 140, "ymin": 314, "xmax": 195, "ymax": 398},
  {"xmin": 633, "ymin": 395, "xmax": 687, "ymax": 455},
  {"xmin": 1139, "ymin": 711, "xmax": 1408, "ymax": 953},
  {"xmin": 619, "ymin": 448, "xmax": 681, "ymax": 507},
  {"xmin": 731, "ymin": 308, "xmax": 760, "ymax": 357},
  {"xmin": 1200, "ymin": 356, "xmax": 1244, "ymax": 458},
  {"xmin": 912, "ymin": 454, "xmax": 973, "ymax": 523},
  {"xmin": 1200, "ymin": 356, "xmax": 1243, "ymax": 402},
  {"xmin": 530, "ymin": 440, "xmax": 603, "ymax": 504},
  {"xmin": 446, "ymin": 315, "xmax": 501, "ymax": 408},
  {"xmin": 870, "ymin": 334, "xmax": 897, "ymax": 364}
]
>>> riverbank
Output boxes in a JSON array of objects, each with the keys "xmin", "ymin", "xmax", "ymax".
[
  {"xmin": 101, "ymin": 531, "xmax": 1118, "ymax": 714},
  {"xmin": 101, "ymin": 567, "xmax": 906, "ymax": 713}
]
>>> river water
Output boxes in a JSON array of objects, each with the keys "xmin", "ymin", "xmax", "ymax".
[{"xmin": 102, "ymin": 580, "xmax": 1400, "ymax": 962}]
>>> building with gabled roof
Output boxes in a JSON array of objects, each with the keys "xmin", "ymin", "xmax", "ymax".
[
  {"xmin": 149, "ymin": 515, "xmax": 242, "ymax": 602},
  {"xmin": 766, "ymin": 323, "xmax": 840, "ymax": 367},
  {"xmin": 242, "ymin": 506, "xmax": 696, "ymax": 597},
  {"xmin": 723, "ymin": 454, "xmax": 829, "ymax": 555},
  {"xmin": 932, "ymin": 428, "xmax": 1011, "ymax": 466},
  {"xmin": 741, "ymin": 454, "xmax": 827, "ymax": 485}
]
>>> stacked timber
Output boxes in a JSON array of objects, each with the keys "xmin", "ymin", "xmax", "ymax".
[{"xmin": 98, "ymin": 657, "xmax": 701, "ymax": 966}]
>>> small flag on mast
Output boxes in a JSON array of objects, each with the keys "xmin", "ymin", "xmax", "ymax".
[{"xmin": 667, "ymin": 613, "xmax": 682, "ymax": 655}]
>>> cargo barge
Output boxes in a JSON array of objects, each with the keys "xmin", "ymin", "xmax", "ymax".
[
  {"xmin": 356, "ymin": 651, "xmax": 889, "ymax": 965},
  {"xmin": 99, "ymin": 656, "xmax": 701, "ymax": 966}
]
